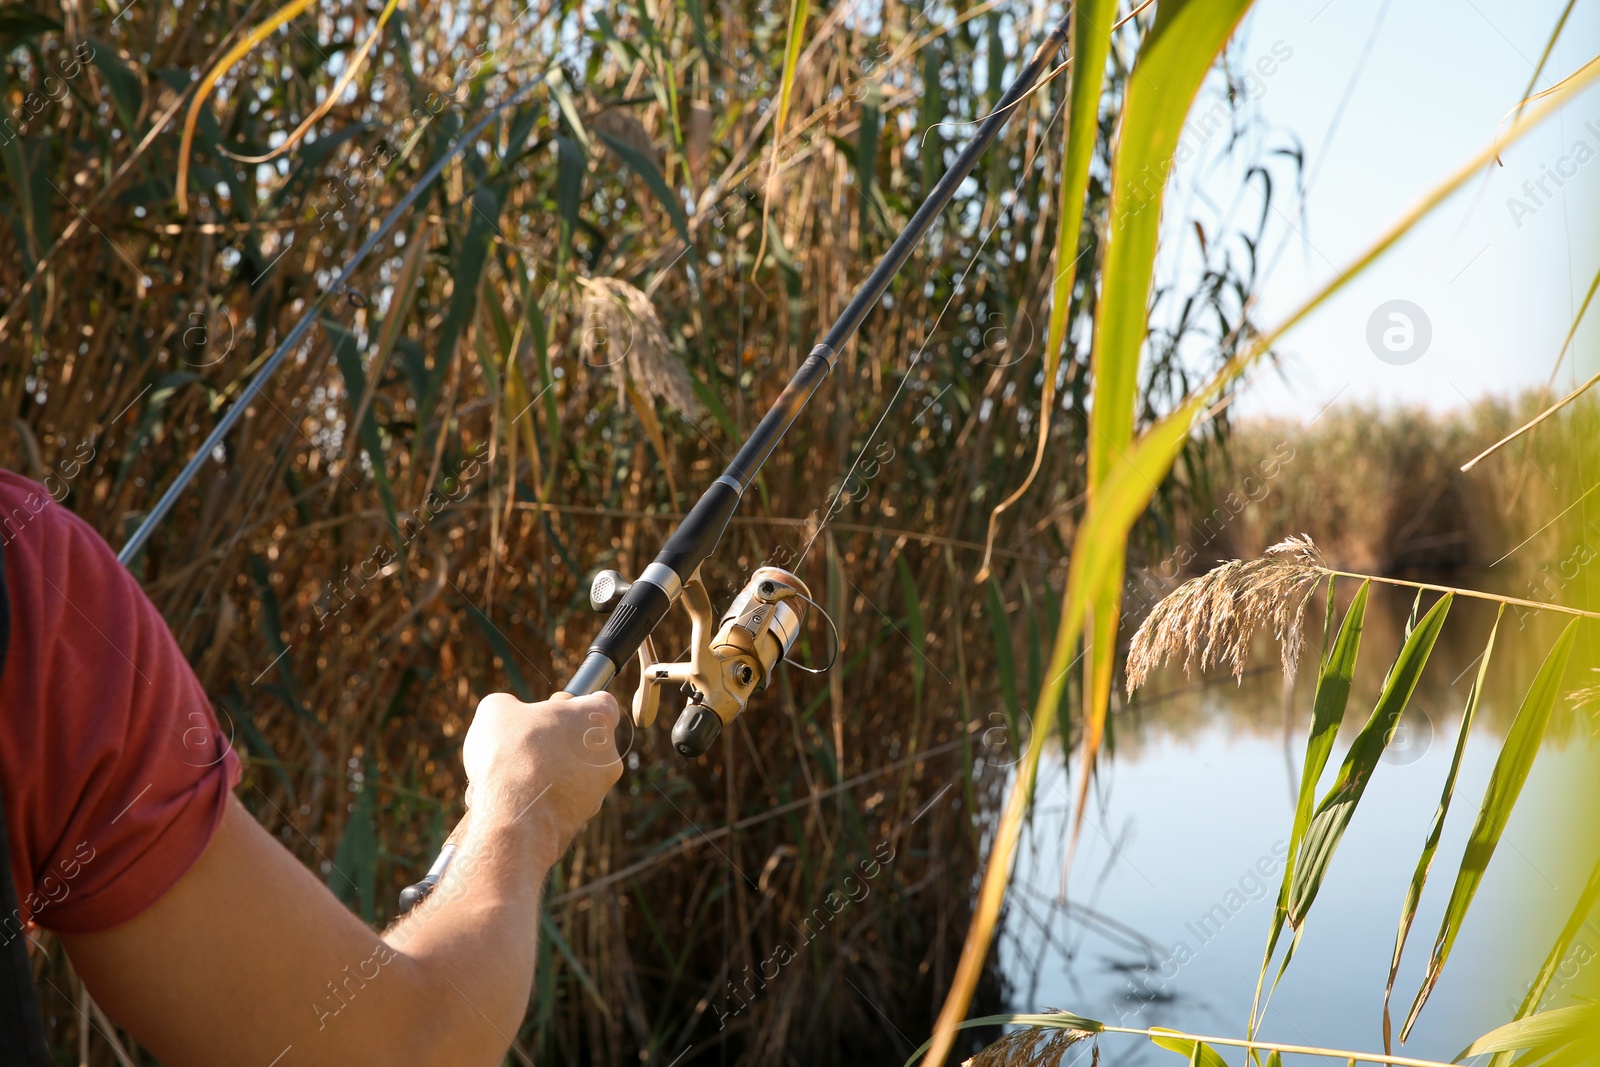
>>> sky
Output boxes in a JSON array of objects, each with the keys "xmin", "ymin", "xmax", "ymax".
[{"xmin": 1168, "ymin": 0, "xmax": 1600, "ymax": 421}]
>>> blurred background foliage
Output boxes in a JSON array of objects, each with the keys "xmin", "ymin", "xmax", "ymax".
[{"xmin": 0, "ymin": 0, "xmax": 1305, "ymax": 1062}]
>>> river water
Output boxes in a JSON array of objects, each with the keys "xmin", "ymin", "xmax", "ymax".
[{"xmin": 1000, "ymin": 603, "xmax": 1599, "ymax": 1065}]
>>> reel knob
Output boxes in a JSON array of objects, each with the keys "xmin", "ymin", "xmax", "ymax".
[
  {"xmin": 672, "ymin": 705, "xmax": 723, "ymax": 757},
  {"xmin": 590, "ymin": 569, "xmax": 631, "ymax": 613}
]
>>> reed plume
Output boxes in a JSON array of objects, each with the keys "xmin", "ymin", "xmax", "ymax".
[
  {"xmin": 963, "ymin": 1012, "xmax": 1096, "ymax": 1067},
  {"xmin": 577, "ymin": 276, "xmax": 698, "ymax": 414},
  {"xmin": 1125, "ymin": 535, "xmax": 1327, "ymax": 694}
]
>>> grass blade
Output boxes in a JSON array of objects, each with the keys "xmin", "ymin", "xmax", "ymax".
[
  {"xmin": 773, "ymin": 0, "xmax": 809, "ymax": 141},
  {"xmin": 1488, "ymin": 852, "xmax": 1600, "ymax": 1067},
  {"xmin": 986, "ymin": 578, "xmax": 1020, "ymax": 739},
  {"xmin": 749, "ymin": 0, "xmax": 809, "ymax": 279},
  {"xmin": 1066, "ymin": 0, "xmax": 1255, "ymax": 895},
  {"xmin": 323, "ymin": 316, "xmax": 399, "ymax": 537},
  {"xmin": 1456, "ymin": 1004, "xmax": 1600, "ymax": 1062},
  {"xmin": 1251, "ymin": 577, "xmax": 1368, "ymax": 1030},
  {"xmin": 1279, "ymin": 593, "xmax": 1453, "ymax": 979},
  {"xmin": 898, "ymin": 555, "xmax": 926, "ymax": 708},
  {"xmin": 1383, "ymin": 604, "xmax": 1504, "ymax": 1052},
  {"xmin": 346, "ymin": 220, "xmax": 430, "ymax": 476},
  {"xmin": 920, "ymin": 41, "xmax": 944, "ymax": 198},
  {"xmin": 424, "ymin": 186, "xmax": 501, "ymax": 427},
  {"xmin": 975, "ymin": 0, "xmax": 1115, "ymax": 581},
  {"xmin": 1402, "ymin": 617, "xmax": 1582, "ymax": 1041},
  {"xmin": 594, "ymin": 128, "xmax": 695, "ymax": 258},
  {"xmin": 330, "ymin": 760, "xmax": 378, "ymax": 922},
  {"xmin": 1151, "ymin": 1028, "xmax": 1232, "ymax": 1067},
  {"xmin": 922, "ymin": 353, "xmax": 1216, "ymax": 1066},
  {"xmin": 855, "ymin": 82, "xmax": 881, "ymax": 247}
]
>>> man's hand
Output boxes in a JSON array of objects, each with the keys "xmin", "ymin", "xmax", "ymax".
[{"xmin": 462, "ymin": 691, "xmax": 623, "ymax": 867}]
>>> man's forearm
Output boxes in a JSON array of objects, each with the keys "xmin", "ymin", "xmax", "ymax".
[
  {"xmin": 380, "ymin": 803, "xmax": 557, "ymax": 1067},
  {"xmin": 59, "ymin": 694, "xmax": 619, "ymax": 1067}
]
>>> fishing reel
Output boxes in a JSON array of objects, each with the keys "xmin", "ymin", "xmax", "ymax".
[{"xmin": 589, "ymin": 565, "xmax": 822, "ymax": 757}]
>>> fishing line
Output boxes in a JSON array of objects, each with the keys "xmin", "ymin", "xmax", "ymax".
[
  {"xmin": 118, "ymin": 62, "xmax": 572, "ymax": 566},
  {"xmin": 794, "ymin": 59, "xmax": 1073, "ymax": 569},
  {"xmin": 795, "ymin": 0, "xmax": 1158, "ymax": 568}
]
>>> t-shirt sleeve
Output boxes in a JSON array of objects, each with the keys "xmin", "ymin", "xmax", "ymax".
[{"xmin": 0, "ymin": 472, "xmax": 242, "ymax": 934}]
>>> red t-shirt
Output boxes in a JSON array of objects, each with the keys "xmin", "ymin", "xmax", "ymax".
[{"xmin": 0, "ymin": 470, "xmax": 240, "ymax": 934}]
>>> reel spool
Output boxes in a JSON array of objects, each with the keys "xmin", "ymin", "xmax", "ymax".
[{"xmin": 589, "ymin": 566, "xmax": 816, "ymax": 757}]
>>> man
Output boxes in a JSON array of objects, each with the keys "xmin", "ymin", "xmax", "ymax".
[{"xmin": 0, "ymin": 468, "xmax": 622, "ymax": 1065}]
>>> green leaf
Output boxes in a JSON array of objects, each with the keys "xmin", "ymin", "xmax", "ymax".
[
  {"xmin": 1456, "ymin": 1004, "xmax": 1600, "ymax": 1061},
  {"xmin": 774, "ymin": 0, "xmax": 809, "ymax": 138},
  {"xmin": 330, "ymin": 761, "xmax": 378, "ymax": 922},
  {"xmin": 539, "ymin": 912, "xmax": 615, "ymax": 1025},
  {"xmin": 548, "ymin": 69, "xmax": 591, "ymax": 154},
  {"xmin": 688, "ymin": 371, "xmax": 738, "ymax": 443},
  {"xmin": 1150, "ymin": 1028, "xmax": 1230, "ymax": 1067},
  {"xmin": 322, "ymin": 316, "xmax": 398, "ymax": 538},
  {"xmin": 1293, "ymin": 578, "xmax": 1368, "ymax": 854},
  {"xmin": 594, "ymin": 127, "xmax": 694, "ymax": 258},
  {"xmin": 425, "ymin": 185, "xmax": 501, "ymax": 424},
  {"xmin": 1044, "ymin": 0, "xmax": 1114, "ymax": 383},
  {"xmin": 1254, "ymin": 578, "xmax": 1367, "ymax": 1026},
  {"xmin": 89, "ymin": 38, "xmax": 143, "ymax": 134},
  {"xmin": 855, "ymin": 82, "xmax": 881, "ymax": 247},
  {"xmin": 897, "ymin": 556, "xmax": 926, "ymax": 708},
  {"xmin": 463, "ymin": 596, "xmax": 533, "ymax": 701},
  {"xmin": 1289, "ymin": 593, "xmax": 1453, "ymax": 931},
  {"xmin": 1088, "ymin": 0, "xmax": 1254, "ymax": 492},
  {"xmin": 1489, "ymin": 853, "xmax": 1600, "ymax": 1067},
  {"xmin": 555, "ymin": 133, "xmax": 584, "ymax": 269},
  {"xmin": 0, "ymin": 111, "xmax": 38, "ymax": 267},
  {"xmin": 919, "ymin": 42, "xmax": 943, "ymax": 196},
  {"xmin": 1383, "ymin": 605, "xmax": 1503, "ymax": 1051},
  {"xmin": 1403, "ymin": 617, "xmax": 1582, "ymax": 1041},
  {"xmin": 986, "ymin": 578, "xmax": 1019, "ymax": 739},
  {"xmin": 1069, "ymin": 0, "xmax": 1254, "ymax": 916},
  {"xmin": 0, "ymin": 3, "xmax": 61, "ymax": 40}
]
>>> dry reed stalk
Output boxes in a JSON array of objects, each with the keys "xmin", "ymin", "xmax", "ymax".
[{"xmin": 1125, "ymin": 535, "xmax": 1326, "ymax": 694}]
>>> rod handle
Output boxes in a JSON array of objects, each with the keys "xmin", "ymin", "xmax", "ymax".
[
  {"xmin": 397, "ymin": 685, "xmax": 591, "ymax": 914},
  {"xmin": 398, "ymin": 835, "xmax": 463, "ymax": 914}
]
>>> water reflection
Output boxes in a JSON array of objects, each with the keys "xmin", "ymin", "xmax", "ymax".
[{"xmin": 1001, "ymin": 593, "xmax": 1598, "ymax": 1064}]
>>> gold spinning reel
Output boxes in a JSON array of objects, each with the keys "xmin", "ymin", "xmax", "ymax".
[{"xmin": 589, "ymin": 566, "xmax": 821, "ymax": 756}]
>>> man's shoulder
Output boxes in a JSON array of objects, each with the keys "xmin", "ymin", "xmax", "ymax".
[{"xmin": 0, "ymin": 468, "xmax": 116, "ymax": 564}]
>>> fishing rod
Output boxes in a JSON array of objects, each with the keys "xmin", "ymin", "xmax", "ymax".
[
  {"xmin": 117, "ymin": 69, "xmax": 559, "ymax": 566},
  {"xmin": 399, "ymin": 10, "xmax": 1075, "ymax": 911}
]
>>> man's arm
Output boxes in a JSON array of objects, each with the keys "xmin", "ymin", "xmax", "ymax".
[{"xmin": 58, "ymin": 691, "xmax": 622, "ymax": 1067}]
